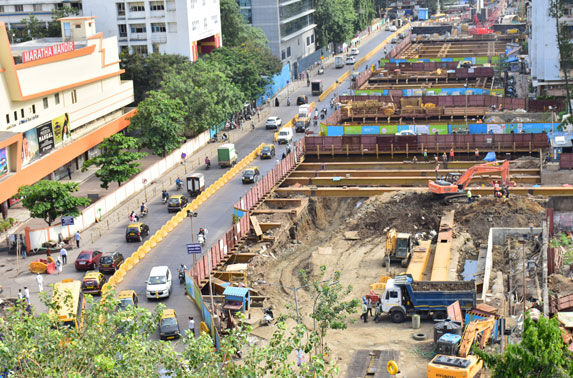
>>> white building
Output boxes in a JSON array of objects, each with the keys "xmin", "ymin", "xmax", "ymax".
[
  {"xmin": 0, "ymin": 16, "xmax": 134, "ymax": 216},
  {"xmin": 82, "ymin": 0, "xmax": 222, "ymax": 59},
  {"xmin": 0, "ymin": 0, "xmax": 82, "ymax": 31}
]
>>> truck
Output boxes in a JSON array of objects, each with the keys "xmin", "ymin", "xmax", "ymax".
[
  {"xmin": 311, "ymin": 80, "xmax": 323, "ymax": 96},
  {"xmin": 382, "ymin": 229, "xmax": 413, "ymax": 268},
  {"xmin": 217, "ymin": 143, "xmax": 238, "ymax": 168},
  {"xmin": 335, "ymin": 55, "xmax": 344, "ymax": 68},
  {"xmin": 380, "ymin": 275, "xmax": 476, "ymax": 323}
]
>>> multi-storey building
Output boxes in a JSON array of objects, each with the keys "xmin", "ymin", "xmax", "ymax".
[
  {"xmin": 0, "ymin": 16, "xmax": 134, "ymax": 217},
  {"xmin": 237, "ymin": 0, "xmax": 316, "ymax": 76},
  {"xmin": 0, "ymin": 1, "xmax": 82, "ymax": 31},
  {"xmin": 82, "ymin": 0, "xmax": 222, "ymax": 60}
]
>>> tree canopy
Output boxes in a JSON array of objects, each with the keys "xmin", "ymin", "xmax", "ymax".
[
  {"xmin": 14, "ymin": 6, "xmax": 79, "ymax": 42},
  {"xmin": 315, "ymin": 0, "xmax": 358, "ymax": 47},
  {"xmin": 17, "ymin": 181, "xmax": 91, "ymax": 226},
  {"xmin": 354, "ymin": 0, "xmax": 376, "ymax": 32},
  {"xmin": 219, "ymin": 0, "xmax": 269, "ymax": 48},
  {"xmin": 82, "ymin": 133, "xmax": 147, "ymax": 189}
]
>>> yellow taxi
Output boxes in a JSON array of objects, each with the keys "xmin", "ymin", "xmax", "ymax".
[
  {"xmin": 117, "ymin": 290, "xmax": 138, "ymax": 311},
  {"xmin": 159, "ymin": 309, "xmax": 180, "ymax": 340},
  {"xmin": 81, "ymin": 271, "xmax": 107, "ymax": 295},
  {"xmin": 167, "ymin": 195, "xmax": 188, "ymax": 213},
  {"xmin": 242, "ymin": 166, "xmax": 261, "ymax": 184},
  {"xmin": 260, "ymin": 144, "xmax": 276, "ymax": 159},
  {"xmin": 125, "ymin": 222, "xmax": 150, "ymax": 242}
]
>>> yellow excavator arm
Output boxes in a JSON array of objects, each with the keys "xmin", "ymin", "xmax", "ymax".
[{"xmin": 458, "ymin": 317, "xmax": 496, "ymax": 358}]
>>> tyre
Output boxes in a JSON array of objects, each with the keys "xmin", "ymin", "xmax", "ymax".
[
  {"xmin": 432, "ymin": 311, "xmax": 447, "ymax": 321},
  {"xmin": 390, "ymin": 310, "xmax": 406, "ymax": 323}
]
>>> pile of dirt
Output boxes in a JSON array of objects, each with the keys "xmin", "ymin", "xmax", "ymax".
[
  {"xmin": 549, "ymin": 273, "xmax": 573, "ymax": 296},
  {"xmin": 455, "ymin": 196, "xmax": 546, "ymax": 243},
  {"xmin": 512, "ymin": 156, "xmax": 540, "ymax": 169}
]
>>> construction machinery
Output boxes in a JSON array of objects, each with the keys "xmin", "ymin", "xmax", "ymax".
[
  {"xmin": 470, "ymin": 0, "xmax": 505, "ymax": 35},
  {"xmin": 382, "ymin": 229, "xmax": 413, "ymax": 268},
  {"xmin": 427, "ymin": 317, "xmax": 496, "ymax": 378},
  {"xmin": 428, "ymin": 160, "xmax": 510, "ymax": 203}
]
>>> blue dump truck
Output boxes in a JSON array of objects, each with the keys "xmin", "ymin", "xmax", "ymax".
[{"xmin": 380, "ymin": 275, "xmax": 476, "ymax": 323}]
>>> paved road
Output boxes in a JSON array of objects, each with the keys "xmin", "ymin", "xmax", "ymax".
[{"xmin": 17, "ymin": 25, "xmax": 403, "ymax": 342}]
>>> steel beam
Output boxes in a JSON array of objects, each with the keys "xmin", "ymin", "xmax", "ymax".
[
  {"xmin": 282, "ymin": 175, "xmax": 540, "ymax": 186},
  {"xmin": 297, "ymin": 161, "xmax": 536, "ymax": 170},
  {"xmin": 275, "ymin": 187, "xmax": 573, "ymax": 197},
  {"xmin": 290, "ymin": 168, "xmax": 539, "ymax": 178}
]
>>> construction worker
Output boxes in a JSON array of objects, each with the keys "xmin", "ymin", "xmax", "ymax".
[
  {"xmin": 467, "ymin": 188, "xmax": 472, "ymax": 204},
  {"xmin": 361, "ymin": 299, "xmax": 368, "ymax": 323},
  {"xmin": 442, "ymin": 152, "xmax": 448, "ymax": 169},
  {"xmin": 449, "ymin": 148, "xmax": 455, "ymax": 161},
  {"xmin": 474, "ymin": 148, "xmax": 480, "ymax": 161},
  {"xmin": 435, "ymin": 164, "xmax": 440, "ymax": 180},
  {"xmin": 423, "ymin": 149, "xmax": 428, "ymax": 162}
]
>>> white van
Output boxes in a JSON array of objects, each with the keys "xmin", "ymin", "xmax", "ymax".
[
  {"xmin": 298, "ymin": 104, "xmax": 311, "ymax": 118},
  {"xmin": 146, "ymin": 266, "xmax": 172, "ymax": 299},
  {"xmin": 277, "ymin": 127, "xmax": 294, "ymax": 144},
  {"xmin": 335, "ymin": 55, "xmax": 344, "ymax": 68}
]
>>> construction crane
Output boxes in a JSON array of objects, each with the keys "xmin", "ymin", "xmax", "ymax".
[
  {"xmin": 428, "ymin": 160, "xmax": 510, "ymax": 202},
  {"xmin": 427, "ymin": 317, "xmax": 496, "ymax": 378},
  {"xmin": 470, "ymin": 0, "xmax": 505, "ymax": 35}
]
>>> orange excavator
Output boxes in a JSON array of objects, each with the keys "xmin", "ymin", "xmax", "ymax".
[{"xmin": 428, "ymin": 160, "xmax": 510, "ymax": 203}]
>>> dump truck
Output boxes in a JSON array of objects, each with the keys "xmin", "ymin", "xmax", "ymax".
[
  {"xmin": 382, "ymin": 229, "xmax": 413, "ymax": 268},
  {"xmin": 217, "ymin": 143, "xmax": 238, "ymax": 168},
  {"xmin": 380, "ymin": 275, "xmax": 476, "ymax": 323}
]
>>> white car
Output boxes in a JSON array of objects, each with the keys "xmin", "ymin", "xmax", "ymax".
[
  {"xmin": 350, "ymin": 48, "xmax": 360, "ymax": 56},
  {"xmin": 266, "ymin": 116, "xmax": 282, "ymax": 130},
  {"xmin": 146, "ymin": 266, "xmax": 172, "ymax": 299},
  {"xmin": 346, "ymin": 56, "xmax": 356, "ymax": 65},
  {"xmin": 277, "ymin": 127, "xmax": 294, "ymax": 144},
  {"xmin": 396, "ymin": 130, "xmax": 416, "ymax": 136}
]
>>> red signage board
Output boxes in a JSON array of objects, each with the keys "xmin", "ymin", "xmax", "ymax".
[{"xmin": 22, "ymin": 42, "xmax": 75, "ymax": 63}]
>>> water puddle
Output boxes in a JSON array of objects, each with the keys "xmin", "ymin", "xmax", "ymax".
[{"xmin": 462, "ymin": 259, "xmax": 478, "ymax": 281}]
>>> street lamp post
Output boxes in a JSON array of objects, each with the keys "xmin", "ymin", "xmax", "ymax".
[
  {"xmin": 548, "ymin": 106, "xmax": 555, "ymax": 134},
  {"xmin": 187, "ymin": 210, "xmax": 198, "ymax": 280}
]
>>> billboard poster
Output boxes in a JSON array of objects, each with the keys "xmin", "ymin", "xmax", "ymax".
[
  {"xmin": 486, "ymin": 124, "xmax": 505, "ymax": 134},
  {"xmin": 52, "ymin": 113, "xmax": 70, "ymax": 145},
  {"xmin": 36, "ymin": 122, "xmax": 55, "ymax": 155},
  {"xmin": 0, "ymin": 147, "xmax": 7, "ymax": 178},
  {"xmin": 22, "ymin": 128, "xmax": 39, "ymax": 166}
]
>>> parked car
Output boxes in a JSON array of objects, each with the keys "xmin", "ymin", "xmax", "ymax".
[
  {"xmin": 159, "ymin": 309, "xmax": 180, "ymax": 340},
  {"xmin": 296, "ymin": 95, "xmax": 308, "ymax": 105},
  {"xmin": 167, "ymin": 195, "xmax": 188, "ymax": 213},
  {"xmin": 346, "ymin": 56, "xmax": 356, "ymax": 65},
  {"xmin": 117, "ymin": 289, "xmax": 139, "ymax": 311},
  {"xmin": 146, "ymin": 266, "xmax": 172, "ymax": 299},
  {"xmin": 98, "ymin": 251, "xmax": 124, "ymax": 273},
  {"xmin": 75, "ymin": 250, "xmax": 103, "ymax": 271},
  {"xmin": 260, "ymin": 144, "xmax": 276, "ymax": 159},
  {"xmin": 242, "ymin": 166, "xmax": 261, "ymax": 184},
  {"xmin": 81, "ymin": 271, "xmax": 107, "ymax": 295},
  {"xmin": 350, "ymin": 48, "xmax": 360, "ymax": 56},
  {"xmin": 125, "ymin": 222, "xmax": 150, "ymax": 242},
  {"xmin": 265, "ymin": 116, "xmax": 282, "ymax": 130}
]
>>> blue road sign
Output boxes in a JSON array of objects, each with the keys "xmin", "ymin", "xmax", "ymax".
[
  {"xmin": 61, "ymin": 216, "xmax": 74, "ymax": 226},
  {"xmin": 186, "ymin": 243, "xmax": 202, "ymax": 254}
]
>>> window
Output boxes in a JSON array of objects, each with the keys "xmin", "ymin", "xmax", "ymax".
[
  {"xmin": 150, "ymin": 1, "xmax": 164, "ymax": 10},
  {"xmin": 286, "ymin": 47, "xmax": 291, "ymax": 57},
  {"xmin": 306, "ymin": 36, "xmax": 310, "ymax": 46},
  {"xmin": 75, "ymin": 24, "xmax": 81, "ymax": 29},
  {"xmin": 130, "ymin": 24, "xmax": 146, "ymax": 33},
  {"xmin": 21, "ymin": 109, "xmax": 24, "ymax": 118},
  {"xmin": 5, "ymin": 114, "xmax": 9, "ymax": 124},
  {"xmin": 71, "ymin": 90, "xmax": 77, "ymax": 104},
  {"xmin": 132, "ymin": 45, "xmax": 148, "ymax": 55},
  {"xmin": 311, "ymin": 34, "xmax": 315, "ymax": 43},
  {"xmin": 129, "ymin": 2, "xmax": 145, "ymax": 11},
  {"xmin": 55, "ymin": 93, "xmax": 60, "ymax": 105},
  {"xmin": 31, "ymin": 105, "xmax": 35, "ymax": 114},
  {"xmin": 118, "ymin": 24, "xmax": 127, "ymax": 37},
  {"xmin": 117, "ymin": 3, "xmax": 125, "ymax": 16},
  {"xmin": 0, "ymin": 6, "xmax": 4, "ymax": 13},
  {"xmin": 33, "ymin": 4, "xmax": 42, "ymax": 11},
  {"xmin": 13, "ymin": 111, "xmax": 17, "ymax": 121},
  {"xmin": 281, "ymin": 50, "xmax": 285, "ymax": 60},
  {"xmin": 151, "ymin": 23, "xmax": 166, "ymax": 32},
  {"xmin": 211, "ymin": 15, "xmax": 218, "ymax": 24},
  {"xmin": 43, "ymin": 97, "xmax": 48, "ymax": 109},
  {"xmin": 15, "ymin": 5, "xmax": 24, "ymax": 12},
  {"xmin": 204, "ymin": 18, "xmax": 207, "ymax": 28},
  {"xmin": 190, "ymin": 0, "xmax": 197, "ymax": 7},
  {"xmin": 191, "ymin": 20, "xmax": 199, "ymax": 31}
]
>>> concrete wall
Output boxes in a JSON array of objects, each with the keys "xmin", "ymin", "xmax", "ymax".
[
  {"xmin": 529, "ymin": 0, "xmax": 561, "ymax": 82},
  {"xmin": 541, "ymin": 170, "xmax": 573, "ymax": 185}
]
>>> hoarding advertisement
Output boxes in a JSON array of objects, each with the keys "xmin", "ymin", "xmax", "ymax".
[
  {"xmin": 0, "ymin": 147, "xmax": 7, "ymax": 178},
  {"xmin": 37, "ymin": 123, "xmax": 55, "ymax": 155},
  {"xmin": 52, "ymin": 113, "xmax": 71, "ymax": 145},
  {"xmin": 22, "ymin": 128, "xmax": 39, "ymax": 166}
]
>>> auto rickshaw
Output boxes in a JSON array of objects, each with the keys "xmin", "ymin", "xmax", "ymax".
[{"xmin": 186, "ymin": 173, "xmax": 205, "ymax": 197}]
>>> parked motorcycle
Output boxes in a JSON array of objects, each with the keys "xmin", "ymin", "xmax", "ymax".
[{"xmin": 208, "ymin": 135, "xmax": 218, "ymax": 143}]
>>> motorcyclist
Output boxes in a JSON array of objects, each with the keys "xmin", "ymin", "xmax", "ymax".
[
  {"xmin": 198, "ymin": 228, "xmax": 207, "ymax": 241},
  {"xmin": 140, "ymin": 202, "xmax": 147, "ymax": 215},
  {"xmin": 129, "ymin": 211, "xmax": 139, "ymax": 222},
  {"xmin": 222, "ymin": 133, "xmax": 228, "ymax": 142},
  {"xmin": 162, "ymin": 190, "xmax": 169, "ymax": 201},
  {"xmin": 205, "ymin": 156, "xmax": 211, "ymax": 168},
  {"xmin": 287, "ymin": 97, "xmax": 291, "ymax": 106},
  {"xmin": 176, "ymin": 176, "xmax": 182, "ymax": 189},
  {"xmin": 178, "ymin": 264, "xmax": 188, "ymax": 273}
]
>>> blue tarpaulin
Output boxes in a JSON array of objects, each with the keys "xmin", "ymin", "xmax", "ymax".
[{"xmin": 483, "ymin": 152, "xmax": 496, "ymax": 162}]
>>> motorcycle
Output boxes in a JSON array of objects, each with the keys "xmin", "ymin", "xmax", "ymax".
[
  {"xmin": 205, "ymin": 161, "xmax": 211, "ymax": 170},
  {"xmin": 140, "ymin": 208, "xmax": 148, "ymax": 218},
  {"xmin": 198, "ymin": 233, "xmax": 205, "ymax": 247},
  {"xmin": 176, "ymin": 181, "xmax": 182, "ymax": 190},
  {"xmin": 208, "ymin": 135, "xmax": 218, "ymax": 143},
  {"xmin": 179, "ymin": 270, "xmax": 185, "ymax": 284},
  {"xmin": 162, "ymin": 197, "xmax": 168, "ymax": 204},
  {"xmin": 318, "ymin": 67, "xmax": 324, "ymax": 75}
]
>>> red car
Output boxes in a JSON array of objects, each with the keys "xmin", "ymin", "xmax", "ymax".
[{"xmin": 75, "ymin": 250, "xmax": 103, "ymax": 271}]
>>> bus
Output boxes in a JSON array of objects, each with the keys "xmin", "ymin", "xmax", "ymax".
[{"xmin": 50, "ymin": 279, "xmax": 85, "ymax": 328}]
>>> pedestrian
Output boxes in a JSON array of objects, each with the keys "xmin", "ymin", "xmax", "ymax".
[
  {"xmin": 412, "ymin": 156, "xmax": 418, "ymax": 164},
  {"xmin": 18, "ymin": 289, "xmax": 23, "ymax": 301},
  {"xmin": 36, "ymin": 273, "xmax": 43, "ymax": 292},
  {"xmin": 60, "ymin": 247, "xmax": 68, "ymax": 265},
  {"xmin": 24, "ymin": 286, "xmax": 30, "ymax": 304},
  {"xmin": 449, "ymin": 148, "xmax": 454, "ymax": 161},
  {"xmin": 435, "ymin": 164, "xmax": 440, "ymax": 180},
  {"xmin": 74, "ymin": 231, "xmax": 81, "ymax": 248},
  {"xmin": 423, "ymin": 149, "xmax": 428, "ymax": 162},
  {"xmin": 188, "ymin": 316, "xmax": 195, "ymax": 337},
  {"xmin": 467, "ymin": 188, "xmax": 472, "ymax": 204},
  {"xmin": 67, "ymin": 166, "xmax": 72, "ymax": 180},
  {"xmin": 55, "ymin": 257, "xmax": 62, "ymax": 274},
  {"xmin": 474, "ymin": 148, "xmax": 480, "ymax": 161},
  {"xmin": 367, "ymin": 297, "xmax": 373, "ymax": 317},
  {"xmin": 256, "ymin": 109, "xmax": 260, "ymax": 122},
  {"xmin": 374, "ymin": 300, "xmax": 382, "ymax": 322},
  {"xmin": 275, "ymin": 98, "xmax": 279, "ymax": 107},
  {"xmin": 361, "ymin": 300, "xmax": 368, "ymax": 323},
  {"xmin": 442, "ymin": 152, "xmax": 448, "ymax": 169}
]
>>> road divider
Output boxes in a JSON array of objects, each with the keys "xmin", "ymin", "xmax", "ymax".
[{"xmin": 102, "ymin": 143, "xmax": 265, "ymax": 295}]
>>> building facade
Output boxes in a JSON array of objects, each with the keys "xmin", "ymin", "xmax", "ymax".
[
  {"xmin": 238, "ymin": 0, "xmax": 316, "ymax": 77},
  {"xmin": 0, "ymin": 16, "xmax": 134, "ymax": 217},
  {"xmin": 82, "ymin": 0, "xmax": 222, "ymax": 60},
  {"xmin": 0, "ymin": 0, "xmax": 82, "ymax": 31}
]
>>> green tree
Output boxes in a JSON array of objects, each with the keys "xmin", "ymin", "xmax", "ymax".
[
  {"xmin": 121, "ymin": 53, "xmax": 191, "ymax": 104},
  {"xmin": 82, "ymin": 133, "xmax": 147, "ymax": 189},
  {"xmin": 354, "ymin": 0, "xmax": 376, "ymax": 32},
  {"xmin": 475, "ymin": 315, "xmax": 573, "ymax": 378},
  {"xmin": 16, "ymin": 6, "xmax": 79, "ymax": 42},
  {"xmin": 219, "ymin": 0, "xmax": 269, "ymax": 48},
  {"xmin": 129, "ymin": 90, "xmax": 186, "ymax": 156},
  {"xmin": 17, "ymin": 181, "xmax": 91, "ymax": 226},
  {"xmin": 315, "ymin": 0, "xmax": 357, "ymax": 47},
  {"xmin": 161, "ymin": 59, "xmax": 244, "ymax": 136},
  {"xmin": 549, "ymin": 0, "xmax": 573, "ymax": 113},
  {"xmin": 300, "ymin": 266, "xmax": 359, "ymax": 357},
  {"xmin": 46, "ymin": 5, "xmax": 81, "ymax": 36}
]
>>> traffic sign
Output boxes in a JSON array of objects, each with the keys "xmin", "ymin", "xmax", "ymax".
[
  {"xmin": 186, "ymin": 243, "xmax": 202, "ymax": 254},
  {"xmin": 61, "ymin": 216, "xmax": 74, "ymax": 226}
]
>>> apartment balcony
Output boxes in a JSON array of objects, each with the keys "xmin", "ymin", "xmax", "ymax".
[
  {"xmin": 128, "ymin": 11, "xmax": 146, "ymax": 20},
  {"xmin": 151, "ymin": 34, "xmax": 167, "ymax": 44},
  {"xmin": 130, "ymin": 33, "xmax": 148, "ymax": 41},
  {"xmin": 150, "ymin": 10, "xmax": 166, "ymax": 19}
]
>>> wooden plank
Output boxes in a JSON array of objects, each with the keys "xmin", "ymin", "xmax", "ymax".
[{"xmin": 250, "ymin": 215, "xmax": 263, "ymax": 241}]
